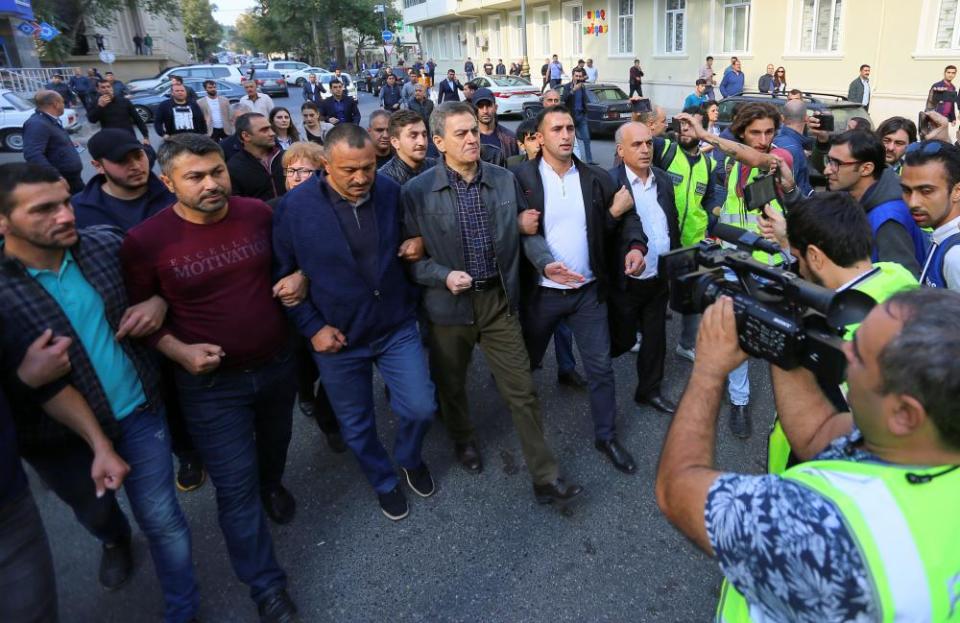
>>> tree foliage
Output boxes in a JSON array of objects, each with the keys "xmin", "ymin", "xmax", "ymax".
[{"xmin": 181, "ymin": 0, "xmax": 222, "ymax": 59}]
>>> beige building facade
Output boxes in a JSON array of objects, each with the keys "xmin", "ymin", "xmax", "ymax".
[{"xmin": 406, "ymin": 0, "xmax": 960, "ymax": 124}]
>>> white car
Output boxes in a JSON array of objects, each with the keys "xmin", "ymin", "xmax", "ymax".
[
  {"xmin": 127, "ymin": 64, "xmax": 245, "ymax": 93},
  {"xmin": 0, "ymin": 89, "xmax": 81, "ymax": 152},
  {"xmin": 266, "ymin": 61, "xmax": 328, "ymax": 84},
  {"xmin": 286, "ymin": 66, "xmax": 332, "ymax": 88},
  {"xmin": 467, "ymin": 75, "xmax": 542, "ymax": 116}
]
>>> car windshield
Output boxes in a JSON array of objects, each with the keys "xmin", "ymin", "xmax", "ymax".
[
  {"xmin": 256, "ymin": 71, "xmax": 283, "ymax": 78},
  {"xmin": 591, "ymin": 87, "xmax": 628, "ymax": 101},
  {"xmin": 491, "ymin": 76, "xmax": 531, "ymax": 87},
  {"xmin": 829, "ymin": 106, "xmax": 870, "ymax": 130},
  {"xmin": 5, "ymin": 92, "xmax": 34, "ymax": 110}
]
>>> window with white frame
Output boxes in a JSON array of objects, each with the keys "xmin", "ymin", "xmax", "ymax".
[
  {"xmin": 452, "ymin": 23, "xmax": 463, "ymax": 59},
  {"xmin": 663, "ymin": 0, "xmax": 685, "ymax": 54},
  {"xmin": 491, "ymin": 18, "xmax": 502, "ymax": 57},
  {"xmin": 936, "ymin": 0, "xmax": 960, "ymax": 49},
  {"xmin": 616, "ymin": 0, "xmax": 634, "ymax": 55},
  {"xmin": 438, "ymin": 25, "xmax": 449, "ymax": 58},
  {"xmin": 799, "ymin": 0, "xmax": 843, "ymax": 52},
  {"xmin": 720, "ymin": 0, "xmax": 750, "ymax": 53},
  {"xmin": 511, "ymin": 14, "xmax": 522, "ymax": 57},
  {"xmin": 535, "ymin": 9, "xmax": 550, "ymax": 57},
  {"xmin": 467, "ymin": 21, "xmax": 478, "ymax": 58},
  {"xmin": 422, "ymin": 27, "xmax": 433, "ymax": 57},
  {"xmin": 567, "ymin": 4, "xmax": 584, "ymax": 56}
]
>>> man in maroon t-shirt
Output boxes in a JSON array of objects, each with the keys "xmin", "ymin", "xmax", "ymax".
[{"xmin": 119, "ymin": 134, "xmax": 299, "ymax": 622}]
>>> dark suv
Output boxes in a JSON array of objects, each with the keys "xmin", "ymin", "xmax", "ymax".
[{"xmin": 713, "ymin": 91, "xmax": 872, "ymax": 132}]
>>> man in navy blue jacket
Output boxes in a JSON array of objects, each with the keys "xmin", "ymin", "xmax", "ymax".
[
  {"xmin": 273, "ymin": 123, "xmax": 435, "ymax": 522},
  {"xmin": 22, "ymin": 90, "xmax": 83, "ymax": 193},
  {"xmin": 319, "ymin": 80, "xmax": 361, "ymax": 125}
]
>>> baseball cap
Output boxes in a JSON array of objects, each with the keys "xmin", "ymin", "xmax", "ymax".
[
  {"xmin": 472, "ymin": 87, "xmax": 495, "ymax": 106},
  {"xmin": 88, "ymin": 129, "xmax": 144, "ymax": 162}
]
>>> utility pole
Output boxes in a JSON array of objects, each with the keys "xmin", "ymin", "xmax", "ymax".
[
  {"xmin": 374, "ymin": 4, "xmax": 389, "ymax": 64},
  {"xmin": 520, "ymin": 0, "xmax": 529, "ymax": 80}
]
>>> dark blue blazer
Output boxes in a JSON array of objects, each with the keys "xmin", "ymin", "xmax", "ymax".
[
  {"xmin": 437, "ymin": 79, "xmax": 463, "ymax": 103},
  {"xmin": 319, "ymin": 95, "xmax": 361, "ymax": 125},
  {"xmin": 23, "ymin": 111, "xmax": 82, "ymax": 175},
  {"xmin": 302, "ymin": 81, "xmax": 325, "ymax": 106},
  {"xmin": 272, "ymin": 173, "xmax": 419, "ymax": 348}
]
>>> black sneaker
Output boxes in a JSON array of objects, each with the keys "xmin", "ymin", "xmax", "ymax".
[
  {"xmin": 99, "ymin": 535, "xmax": 133, "ymax": 590},
  {"xmin": 378, "ymin": 485, "xmax": 409, "ymax": 521},
  {"xmin": 262, "ymin": 486, "xmax": 296, "ymax": 525},
  {"xmin": 176, "ymin": 458, "xmax": 206, "ymax": 493},
  {"xmin": 257, "ymin": 588, "xmax": 299, "ymax": 623},
  {"xmin": 401, "ymin": 464, "xmax": 435, "ymax": 498},
  {"xmin": 297, "ymin": 399, "xmax": 315, "ymax": 418}
]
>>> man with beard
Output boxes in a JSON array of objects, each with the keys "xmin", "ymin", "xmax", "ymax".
[
  {"xmin": 319, "ymin": 80, "xmax": 361, "ymax": 125},
  {"xmin": 87, "ymin": 79, "xmax": 151, "ymax": 144},
  {"xmin": 876, "ymin": 116, "xmax": 917, "ymax": 175},
  {"xmin": 72, "ymin": 129, "xmax": 173, "ymax": 230},
  {"xmin": 473, "ymin": 88, "xmax": 517, "ymax": 158},
  {"xmin": 228, "ymin": 113, "xmax": 285, "ymax": 201},
  {"xmin": 368, "ymin": 110, "xmax": 394, "ymax": 168},
  {"xmin": 379, "ymin": 110, "xmax": 435, "ymax": 185},
  {"xmin": 120, "ymin": 134, "xmax": 299, "ymax": 622},
  {"xmin": 0, "ymin": 162, "xmax": 200, "ymax": 620}
]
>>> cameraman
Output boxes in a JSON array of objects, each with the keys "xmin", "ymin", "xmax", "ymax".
[
  {"xmin": 562, "ymin": 67, "xmax": 594, "ymax": 164},
  {"xmin": 656, "ymin": 287, "xmax": 960, "ymax": 621},
  {"xmin": 758, "ymin": 192, "xmax": 918, "ymax": 473}
]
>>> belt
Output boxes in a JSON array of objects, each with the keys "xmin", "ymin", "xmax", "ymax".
[{"xmin": 471, "ymin": 275, "xmax": 501, "ymax": 292}]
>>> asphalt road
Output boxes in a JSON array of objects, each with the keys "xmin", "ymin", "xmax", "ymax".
[{"xmin": 16, "ymin": 90, "xmax": 777, "ymax": 623}]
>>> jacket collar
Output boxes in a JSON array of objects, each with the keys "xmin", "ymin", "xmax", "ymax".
[{"xmin": 430, "ymin": 158, "xmax": 491, "ymax": 191}]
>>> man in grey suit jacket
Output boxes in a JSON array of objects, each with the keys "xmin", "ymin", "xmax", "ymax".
[{"xmin": 847, "ymin": 64, "xmax": 871, "ymax": 110}]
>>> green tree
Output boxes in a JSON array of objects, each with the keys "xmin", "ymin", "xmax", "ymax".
[{"xmin": 181, "ymin": 0, "xmax": 222, "ymax": 59}]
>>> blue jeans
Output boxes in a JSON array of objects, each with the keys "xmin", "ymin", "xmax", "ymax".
[
  {"xmin": 313, "ymin": 321, "xmax": 435, "ymax": 494},
  {"xmin": 522, "ymin": 283, "xmax": 618, "ymax": 440},
  {"xmin": 114, "ymin": 406, "xmax": 199, "ymax": 623},
  {"xmin": 554, "ymin": 322, "xmax": 576, "ymax": 375},
  {"xmin": 174, "ymin": 350, "xmax": 295, "ymax": 605},
  {"xmin": 0, "ymin": 490, "xmax": 56, "ymax": 623},
  {"xmin": 728, "ymin": 360, "xmax": 750, "ymax": 406},
  {"xmin": 574, "ymin": 115, "xmax": 593, "ymax": 162}
]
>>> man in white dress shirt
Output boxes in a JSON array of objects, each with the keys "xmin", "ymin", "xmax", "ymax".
[{"xmin": 608, "ymin": 122, "xmax": 681, "ymax": 414}]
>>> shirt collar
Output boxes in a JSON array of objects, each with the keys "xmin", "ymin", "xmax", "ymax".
[
  {"xmin": 445, "ymin": 161, "xmax": 482, "ymax": 185},
  {"xmin": 319, "ymin": 172, "xmax": 370, "ymax": 208},
  {"xmin": 837, "ymin": 266, "xmax": 880, "ymax": 292},
  {"xmin": 932, "ymin": 214, "xmax": 960, "ymax": 245},
  {"xmin": 624, "ymin": 165, "xmax": 655, "ymax": 192},
  {"xmin": 538, "ymin": 157, "xmax": 577, "ymax": 179},
  {"xmin": 26, "ymin": 250, "xmax": 73, "ymax": 277}
]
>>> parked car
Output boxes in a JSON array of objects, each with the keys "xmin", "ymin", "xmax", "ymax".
[
  {"xmin": 713, "ymin": 91, "xmax": 871, "ymax": 131},
  {"xmin": 252, "ymin": 70, "xmax": 289, "ymax": 98},
  {"xmin": 127, "ymin": 64, "xmax": 245, "ymax": 93},
  {"xmin": 467, "ymin": 75, "xmax": 541, "ymax": 116},
  {"xmin": 522, "ymin": 83, "xmax": 632, "ymax": 135},
  {"xmin": 129, "ymin": 79, "xmax": 245, "ymax": 124},
  {"xmin": 0, "ymin": 89, "xmax": 81, "ymax": 152},
  {"xmin": 287, "ymin": 66, "xmax": 331, "ymax": 88},
  {"xmin": 317, "ymin": 72, "xmax": 358, "ymax": 100},
  {"xmin": 266, "ymin": 60, "xmax": 313, "ymax": 83},
  {"xmin": 357, "ymin": 69, "xmax": 379, "ymax": 93}
]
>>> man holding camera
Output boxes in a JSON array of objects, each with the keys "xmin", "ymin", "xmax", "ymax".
[
  {"xmin": 656, "ymin": 286, "xmax": 960, "ymax": 622},
  {"xmin": 562, "ymin": 67, "xmax": 595, "ymax": 165},
  {"xmin": 926, "ymin": 65, "xmax": 957, "ymax": 126},
  {"xmin": 901, "ymin": 140, "xmax": 960, "ymax": 289}
]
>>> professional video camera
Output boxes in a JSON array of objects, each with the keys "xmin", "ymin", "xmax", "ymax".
[{"xmin": 659, "ymin": 223, "xmax": 876, "ymax": 385}]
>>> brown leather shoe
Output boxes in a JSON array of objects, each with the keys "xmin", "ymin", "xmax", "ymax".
[
  {"xmin": 533, "ymin": 478, "xmax": 583, "ymax": 504},
  {"xmin": 454, "ymin": 441, "xmax": 483, "ymax": 473}
]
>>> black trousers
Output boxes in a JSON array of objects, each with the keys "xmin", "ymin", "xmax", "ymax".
[
  {"xmin": 629, "ymin": 85, "xmax": 643, "ymax": 98},
  {"xmin": 609, "ymin": 276, "xmax": 669, "ymax": 399},
  {"xmin": 0, "ymin": 490, "xmax": 57, "ymax": 623},
  {"xmin": 160, "ymin": 360, "xmax": 200, "ymax": 464},
  {"xmin": 62, "ymin": 171, "xmax": 84, "ymax": 195}
]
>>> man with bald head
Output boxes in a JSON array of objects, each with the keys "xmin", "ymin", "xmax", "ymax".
[
  {"xmin": 758, "ymin": 64, "xmax": 776, "ymax": 93},
  {"xmin": 23, "ymin": 90, "xmax": 84, "ymax": 193},
  {"xmin": 608, "ymin": 122, "xmax": 681, "ymax": 413},
  {"xmin": 774, "ymin": 99, "xmax": 815, "ymax": 196}
]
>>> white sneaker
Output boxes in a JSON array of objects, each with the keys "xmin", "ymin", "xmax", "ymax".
[
  {"xmin": 675, "ymin": 344, "xmax": 696, "ymax": 362},
  {"xmin": 630, "ymin": 333, "xmax": 642, "ymax": 353}
]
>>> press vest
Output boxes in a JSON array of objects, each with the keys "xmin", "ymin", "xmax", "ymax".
[
  {"xmin": 660, "ymin": 140, "xmax": 714, "ymax": 247},
  {"xmin": 720, "ymin": 159, "xmax": 783, "ymax": 265},
  {"xmin": 865, "ymin": 199, "xmax": 929, "ymax": 269},
  {"xmin": 717, "ymin": 459, "xmax": 960, "ymax": 622},
  {"xmin": 766, "ymin": 262, "xmax": 919, "ymax": 476}
]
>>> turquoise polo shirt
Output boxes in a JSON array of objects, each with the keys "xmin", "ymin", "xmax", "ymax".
[{"xmin": 28, "ymin": 251, "xmax": 145, "ymax": 420}]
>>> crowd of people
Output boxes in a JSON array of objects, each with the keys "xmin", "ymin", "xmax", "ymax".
[{"xmin": 5, "ymin": 52, "xmax": 960, "ymax": 623}]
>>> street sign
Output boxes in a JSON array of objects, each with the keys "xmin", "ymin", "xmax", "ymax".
[
  {"xmin": 384, "ymin": 44, "xmax": 394, "ymax": 55},
  {"xmin": 382, "ymin": 30, "xmax": 394, "ymax": 43},
  {"xmin": 98, "ymin": 50, "xmax": 116, "ymax": 64},
  {"xmin": 38, "ymin": 21, "xmax": 59, "ymax": 42}
]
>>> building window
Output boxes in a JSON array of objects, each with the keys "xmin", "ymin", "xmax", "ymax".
[
  {"xmin": 403, "ymin": 0, "xmax": 425, "ymax": 7},
  {"xmin": 438, "ymin": 25, "xmax": 449, "ymax": 58},
  {"xmin": 452, "ymin": 23, "xmax": 463, "ymax": 59},
  {"xmin": 937, "ymin": 0, "xmax": 960, "ymax": 49},
  {"xmin": 513, "ymin": 14, "xmax": 523, "ymax": 57},
  {"xmin": 616, "ymin": 0, "xmax": 634, "ymax": 55},
  {"xmin": 535, "ymin": 9, "xmax": 550, "ymax": 56},
  {"xmin": 567, "ymin": 4, "xmax": 583, "ymax": 56},
  {"xmin": 491, "ymin": 18, "xmax": 502, "ymax": 57},
  {"xmin": 720, "ymin": 0, "xmax": 750, "ymax": 53},
  {"xmin": 799, "ymin": 0, "xmax": 842, "ymax": 52},
  {"xmin": 663, "ymin": 0, "xmax": 685, "ymax": 53}
]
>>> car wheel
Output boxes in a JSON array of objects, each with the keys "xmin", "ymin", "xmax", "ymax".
[
  {"xmin": 134, "ymin": 105, "xmax": 151, "ymax": 124},
  {"xmin": 3, "ymin": 129, "xmax": 23, "ymax": 152}
]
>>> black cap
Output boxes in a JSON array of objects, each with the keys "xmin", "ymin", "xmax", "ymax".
[
  {"xmin": 472, "ymin": 87, "xmax": 495, "ymax": 105},
  {"xmin": 88, "ymin": 129, "xmax": 144, "ymax": 162}
]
